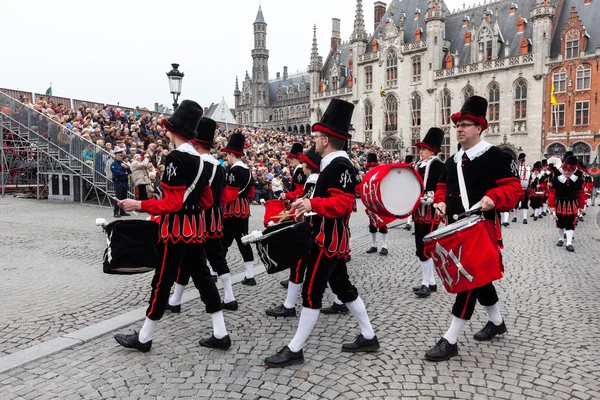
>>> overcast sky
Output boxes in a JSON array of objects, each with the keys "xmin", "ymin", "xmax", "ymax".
[{"xmin": 2, "ymin": 0, "xmax": 473, "ymax": 110}]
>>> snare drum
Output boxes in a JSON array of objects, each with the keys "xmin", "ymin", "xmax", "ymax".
[
  {"xmin": 360, "ymin": 163, "xmax": 423, "ymax": 219},
  {"xmin": 252, "ymin": 221, "xmax": 312, "ymax": 274},
  {"xmin": 103, "ymin": 220, "xmax": 160, "ymax": 275},
  {"xmin": 263, "ymin": 199, "xmax": 295, "ymax": 228},
  {"xmin": 423, "ymin": 215, "xmax": 503, "ymax": 294}
]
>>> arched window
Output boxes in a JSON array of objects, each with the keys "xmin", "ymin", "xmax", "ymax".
[
  {"xmin": 572, "ymin": 141, "xmax": 591, "ymax": 164},
  {"xmin": 553, "ymin": 68, "xmax": 567, "ymax": 92},
  {"xmin": 364, "ymin": 99, "xmax": 373, "ymax": 131},
  {"xmin": 386, "ymin": 50, "xmax": 398, "ymax": 86},
  {"xmin": 477, "ymin": 27, "xmax": 493, "ymax": 60},
  {"xmin": 565, "ymin": 29, "xmax": 579, "ymax": 59},
  {"xmin": 411, "ymin": 93, "xmax": 421, "ymax": 127},
  {"xmin": 463, "ymin": 85, "xmax": 474, "ymax": 102},
  {"xmin": 576, "ymin": 65, "xmax": 591, "ymax": 90},
  {"xmin": 440, "ymin": 127, "xmax": 451, "ymax": 162},
  {"xmin": 412, "ymin": 56, "xmax": 421, "ymax": 82},
  {"xmin": 365, "ymin": 66, "xmax": 373, "ymax": 90},
  {"xmin": 441, "ymin": 89, "xmax": 451, "ymax": 126},
  {"xmin": 385, "ymin": 95, "xmax": 398, "ymax": 132},
  {"xmin": 331, "ymin": 68, "xmax": 339, "ymax": 90},
  {"xmin": 316, "ymin": 107, "xmax": 323, "ymax": 121},
  {"xmin": 382, "ymin": 137, "xmax": 397, "ymax": 150},
  {"xmin": 277, "ymin": 88, "xmax": 284, "ymax": 102},
  {"xmin": 514, "ymin": 79, "xmax": 527, "ymax": 121},
  {"xmin": 546, "ymin": 142, "xmax": 567, "ymax": 157},
  {"xmin": 488, "ymin": 83, "xmax": 500, "ymax": 122}
]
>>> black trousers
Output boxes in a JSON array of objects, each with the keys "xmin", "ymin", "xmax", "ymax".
[
  {"xmin": 530, "ymin": 196, "xmax": 543, "ymax": 209},
  {"xmin": 222, "ymin": 218, "xmax": 254, "ymax": 262},
  {"xmin": 368, "ymin": 224, "xmax": 388, "ymax": 234},
  {"xmin": 146, "ymin": 240, "xmax": 222, "ymax": 321},
  {"xmin": 176, "ymin": 237, "xmax": 230, "ymax": 285},
  {"xmin": 414, "ymin": 221, "xmax": 440, "ymax": 262},
  {"xmin": 136, "ymin": 184, "xmax": 148, "ymax": 201},
  {"xmin": 556, "ymin": 215, "xmax": 576, "ymax": 230},
  {"xmin": 519, "ymin": 191, "xmax": 530, "ymax": 210},
  {"xmin": 113, "ymin": 186, "xmax": 128, "ymax": 214},
  {"xmin": 289, "ymin": 258, "xmax": 307, "ymax": 284},
  {"xmin": 451, "ymin": 282, "xmax": 499, "ymax": 320},
  {"xmin": 301, "ymin": 245, "xmax": 359, "ymax": 309}
]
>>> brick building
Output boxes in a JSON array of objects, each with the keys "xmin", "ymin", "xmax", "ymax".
[{"xmin": 543, "ymin": 0, "xmax": 600, "ymax": 164}]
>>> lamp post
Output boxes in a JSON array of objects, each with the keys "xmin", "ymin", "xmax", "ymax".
[
  {"xmin": 348, "ymin": 124, "xmax": 355, "ymax": 156},
  {"xmin": 166, "ymin": 63, "xmax": 184, "ymax": 111}
]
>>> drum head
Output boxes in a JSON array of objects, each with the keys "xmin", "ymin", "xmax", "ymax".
[{"xmin": 380, "ymin": 166, "xmax": 422, "ymax": 217}]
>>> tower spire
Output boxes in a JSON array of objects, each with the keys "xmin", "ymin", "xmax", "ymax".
[
  {"xmin": 255, "ymin": 4, "xmax": 265, "ymax": 24},
  {"xmin": 235, "ymin": 76, "xmax": 239, "ymax": 91},
  {"xmin": 309, "ymin": 24, "xmax": 322, "ymax": 72},
  {"xmin": 351, "ymin": 0, "xmax": 367, "ymax": 43}
]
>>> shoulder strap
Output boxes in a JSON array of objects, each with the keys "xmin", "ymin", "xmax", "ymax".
[
  {"xmin": 183, "ymin": 157, "xmax": 204, "ymax": 203},
  {"xmin": 239, "ymin": 170, "xmax": 252, "ymax": 195},
  {"xmin": 208, "ymin": 163, "xmax": 218, "ymax": 185}
]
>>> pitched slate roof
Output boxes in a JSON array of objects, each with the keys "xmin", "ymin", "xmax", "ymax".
[
  {"xmin": 550, "ymin": 0, "xmax": 600, "ymax": 57},
  {"xmin": 267, "ymin": 72, "xmax": 311, "ymax": 103}
]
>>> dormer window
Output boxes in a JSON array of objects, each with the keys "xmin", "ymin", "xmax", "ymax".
[{"xmin": 565, "ymin": 28, "xmax": 579, "ymax": 59}]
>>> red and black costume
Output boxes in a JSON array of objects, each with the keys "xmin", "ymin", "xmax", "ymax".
[
  {"xmin": 549, "ymin": 173, "xmax": 586, "ymax": 231},
  {"xmin": 434, "ymin": 140, "xmax": 522, "ymax": 320},
  {"xmin": 285, "ymin": 164, "xmax": 307, "ymax": 202}
]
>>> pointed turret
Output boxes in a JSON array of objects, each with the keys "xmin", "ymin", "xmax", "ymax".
[
  {"xmin": 234, "ymin": 76, "xmax": 241, "ymax": 109},
  {"xmin": 351, "ymin": 0, "xmax": 367, "ymax": 43},
  {"xmin": 309, "ymin": 24, "xmax": 322, "ymax": 72},
  {"xmin": 255, "ymin": 5, "xmax": 265, "ymax": 24}
]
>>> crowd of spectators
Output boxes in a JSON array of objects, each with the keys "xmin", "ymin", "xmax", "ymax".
[{"xmin": 11, "ymin": 94, "xmax": 403, "ymax": 202}]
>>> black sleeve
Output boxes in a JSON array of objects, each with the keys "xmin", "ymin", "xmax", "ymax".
[
  {"xmin": 489, "ymin": 147, "xmax": 517, "ymax": 181},
  {"xmin": 226, "ymin": 167, "xmax": 243, "ymax": 188},
  {"xmin": 328, "ymin": 161, "xmax": 356, "ymax": 195},
  {"xmin": 161, "ymin": 152, "xmax": 187, "ymax": 188},
  {"xmin": 425, "ymin": 159, "xmax": 446, "ymax": 192}
]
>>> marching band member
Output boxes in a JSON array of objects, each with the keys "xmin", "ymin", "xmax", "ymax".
[
  {"xmin": 264, "ymin": 99, "xmax": 379, "ymax": 368},
  {"xmin": 221, "ymin": 132, "xmax": 257, "ymax": 285},
  {"xmin": 426, "ymin": 96, "xmax": 522, "ymax": 361},
  {"xmin": 363, "ymin": 153, "xmax": 394, "ymax": 256},
  {"xmin": 280, "ymin": 143, "xmax": 306, "ymax": 202},
  {"xmin": 265, "ymin": 145, "xmax": 326, "ymax": 317},
  {"xmin": 549, "ymin": 156, "xmax": 587, "ymax": 252},
  {"xmin": 512, "ymin": 153, "xmax": 531, "ymax": 224},
  {"xmin": 540, "ymin": 159, "xmax": 553, "ymax": 216},
  {"xmin": 412, "ymin": 128, "xmax": 445, "ymax": 298},
  {"xmin": 166, "ymin": 118, "xmax": 238, "ymax": 313},
  {"xmin": 529, "ymin": 162, "xmax": 544, "ymax": 221},
  {"xmin": 404, "ymin": 155, "xmax": 415, "ymax": 231},
  {"xmin": 114, "ymin": 100, "xmax": 231, "ymax": 351}
]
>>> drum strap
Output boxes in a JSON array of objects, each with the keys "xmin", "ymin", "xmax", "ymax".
[
  {"xmin": 208, "ymin": 164, "xmax": 217, "ymax": 185},
  {"xmin": 184, "ymin": 158, "xmax": 204, "ymax": 203},
  {"xmin": 456, "ymin": 159, "xmax": 471, "ymax": 213}
]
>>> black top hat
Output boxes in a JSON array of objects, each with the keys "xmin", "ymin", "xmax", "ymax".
[
  {"xmin": 541, "ymin": 159, "xmax": 548, "ymax": 166},
  {"xmin": 564, "ymin": 151, "xmax": 574, "ymax": 160},
  {"xmin": 404, "ymin": 155, "xmax": 414, "ymax": 164},
  {"xmin": 518, "ymin": 153, "xmax": 526, "ymax": 160},
  {"xmin": 533, "ymin": 161, "xmax": 542, "ymax": 171},
  {"xmin": 365, "ymin": 153, "xmax": 378, "ymax": 168},
  {"xmin": 312, "ymin": 98, "xmax": 355, "ymax": 140},
  {"xmin": 222, "ymin": 132, "xmax": 246, "ymax": 157},
  {"xmin": 161, "ymin": 100, "xmax": 203, "ymax": 141},
  {"xmin": 416, "ymin": 127, "xmax": 445, "ymax": 153},
  {"xmin": 192, "ymin": 117, "xmax": 217, "ymax": 149},
  {"xmin": 564, "ymin": 155, "xmax": 578, "ymax": 169},
  {"xmin": 301, "ymin": 145, "xmax": 322, "ymax": 172},
  {"xmin": 451, "ymin": 95, "xmax": 488, "ymax": 131},
  {"xmin": 288, "ymin": 142, "xmax": 303, "ymax": 159}
]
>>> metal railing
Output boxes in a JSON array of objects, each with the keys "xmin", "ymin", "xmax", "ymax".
[{"xmin": 0, "ymin": 92, "xmax": 134, "ymax": 205}]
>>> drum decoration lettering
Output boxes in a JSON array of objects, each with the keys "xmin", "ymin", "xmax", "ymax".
[
  {"xmin": 102, "ymin": 220, "xmax": 160, "ymax": 275},
  {"xmin": 423, "ymin": 216, "xmax": 503, "ymax": 294}
]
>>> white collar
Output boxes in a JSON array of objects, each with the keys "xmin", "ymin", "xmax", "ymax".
[
  {"xmin": 174, "ymin": 142, "xmax": 199, "ymax": 157},
  {"xmin": 307, "ymin": 173, "xmax": 319, "ymax": 184},
  {"xmin": 320, "ymin": 150, "xmax": 350, "ymax": 170},
  {"xmin": 417, "ymin": 155, "xmax": 440, "ymax": 168},
  {"xmin": 294, "ymin": 164, "xmax": 302, "ymax": 173},
  {"xmin": 200, "ymin": 153, "xmax": 219, "ymax": 166},
  {"xmin": 453, "ymin": 140, "xmax": 493, "ymax": 163},
  {"xmin": 232, "ymin": 160, "xmax": 248, "ymax": 169},
  {"xmin": 558, "ymin": 174, "xmax": 578, "ymax": 183}
]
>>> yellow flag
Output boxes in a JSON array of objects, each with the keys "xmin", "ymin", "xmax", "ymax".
[{"xmin": 551, "ymin": 82, "xmax": 557, "ymax": 107}]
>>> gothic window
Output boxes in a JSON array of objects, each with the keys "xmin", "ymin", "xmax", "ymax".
[
  {"xmin": 386, "ymin": 50, "xmax": 398, "ymax": 86},
  {"xmin": 477, "ymin": 27, "xmax": 493, "ymax": 60},
  {"xmin": 411, "ymin": 129, "xmax": 420, "ymax": 156},
  {"xmin": 300, "ymin": 83, "xmax": 307, "ymax": 97},
  {"xmin": 463, "ymin": 85, "xmax": 474, "ymax": 102},
  {"xmin": 441, "ymin": 128, "xmax": 451, "ymax": 162},
  {"xmin": 551, "ymin": 103, "xmax": 565, "ymax": 127},
  {"xmin": 412, "ymin": 56, "xmax": 421, "ymax": 83},
  {"xmin": 277, "ymin": 88, "xmax": 284, "ymax": 102},
  {"xmin": 364, "ymin": 99, "xmax": 373, "ymax": 131},
  {"xmin": 514, "ymin": 79, "xmax": 527, "ymax": 121},
  {"xmin": 411, "ymin": 93, "xmax": 421, "ymax": 127},
  {"xmin": 575, "ymin": 101, "xmax": 590, "ymax": 125},
  {"xmin": 245, "ymin": 93, "xmax": 250, "ymax": 104},
  {"xmin": 365, "ymin": 66, "xmax": 373, "ymax": 90},
  {"xmin": 565, "ymin": 29, "xmax": 579, "ymax": 59},
  {"xmin": 488, "ymin": 83, "xmax": 500, "ymax": 122},
  {"xmin": 546, "ymin": 142, "xmax": 566, "ymax": 157},
  {"xmin": 576, "ymin": 65, "xmax": 591, "ymax": 90},
  {"xmin": 332, "ymin": 76, "xmax": 339, "ymax": 90},
  {"xmin": 572, "ymin": 141, "xmax": 591, "ymax": 164},
  {"xmin": 385, "ymin": 95, "xmax": 398, "ymax": 131},
  {"xmin": 302, "ymin": 105, "xmax": 307, "ymax": 117},
  {"xmin": 441, "ymin": 89, "xmax": 451, "ymax": 126},
  {"xmin": 316, "ymin": 107, "xmax": 323, "ymax": 121},
  {"xmin": 553, "ymin": 69, "xmax": 567, "ymax": 92}
]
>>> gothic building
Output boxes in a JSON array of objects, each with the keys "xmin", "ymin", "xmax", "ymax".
[
  {"xmin": 234, "ymin": 6, "xmax": 312, "ymax": 133},
  {"xmin": 309, "ymin": 0, "xmax": 565, "ymax": 161}
]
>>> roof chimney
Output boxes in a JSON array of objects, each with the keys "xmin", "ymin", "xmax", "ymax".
[
  {"xmin": 374, "ymin": 1, "xmax": 386, "ymax": 31},
  {"xmin": 276, "ymin": 72, "xmax": 281, "ymax": 79},
  {"xmin": 331, "ymin": 18, "xmax": 341, "ymax": 52},
  {"xmin": 283, "ymin": 66, "xmax": 288, "ymax": 80}
]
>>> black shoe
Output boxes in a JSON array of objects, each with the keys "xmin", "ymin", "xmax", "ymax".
[
  {"xmin": 222, "ymin": 300, "xmax": 238, "ymax": 311},
  {"xmin": 280, "ymin": 279, "xmax": 289, "ymax": 289},
  {"xmin": 566, "ymin": 244, "xmax": 575, "ymax": 252},
  {"xmin": 166, "ymin": 303, "xmax": 181, "ymax": 313},
  {"xmin": 114, "ymin": 331, "xmax": 152, "ymax": 353},
  {"xmin": 342, "ymin": 334, "xmax": 380, "ymax": 353},
  {"xmin": 578, "ymin": 216, "xmax": 584, "ymax": 222},
  {"xmin": 405, "ymin": 224, "xmax": 412, "ymax": 231},
  {"xmin": 556, "ymin": 239, "xmax": 564, "ymax": 247},
  {"xmin": 541, "ymin": 211, "xmax": 547, "ymax": 216},
  {"xmin": 530, "ymin": 213, "xmax": 535, "ymax": 218},
  {"xmin": 511, "ymin": 217, "xmax": 517, "ymax": 222},
  {"xmin": 264, "ymin": 346, "xmax": 304, "ymax": 368},
  {"xmin": 533, "ymin": 216, "xmax": 538, "ymax": 221},
  {"xmin": 379, "ymin": 248, "xmax": 388, "ymax": 256},
  {"xmin": 502, "ymin": 222, "xmax": 509, "ymax": 227},
  {"xmin": 210, "ymin": 275, "xmax": 218, "ymax": 283},
  {"xmin": 199, "ymin": 334, "xmax": 231, "ymax": 350},
  {"xmin": 473, "ymin": 321, "xmax": 507, "ymax": 341},
  {"xmin": 413, "ymin": 284, "xmax": 437, "ymax": 292},
  {"xmin": 265, "ymin": 304, "xmax": 296, "ymax": 317},
  {"xmin": 321, "ymin": 302, "xmax": 349, "ymax": 314},
  {"xmin": 241, "ymin": 277, "xmax": 256, "ymax": 286},
  {"xmin": 366, "ymin": 246, "xmax": 378, "ymax": 254},
  {"xmin": 113, "ymin": 213, "xmax": 121, "ymax": 218},
  {"xmin": 345, "ymin": 255, "xmax": 351, "ymax": 263},
  {"xmin": 120, "ymin": 212, "xmax": 131, "ymax": 217},
  {"xmin": 538, "ymin": 214, "xmax": 544, "ymax": 219},
  {"xmin": 523, "ymin": 219, "xmax": 528, "ymax": 224},
  {"xmin": 425, "ymin": 338, "xmax": 458, "ymax": 361},
  {"xmin": 415, "ymin": 284, "xmax": 431, "ymax": 298}
]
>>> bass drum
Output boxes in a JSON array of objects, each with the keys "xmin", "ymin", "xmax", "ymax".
[{"xmin": 103, "ymin": 219, "xmax": 160, "ymax": 275}]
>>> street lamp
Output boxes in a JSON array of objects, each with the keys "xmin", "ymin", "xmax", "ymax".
[
  {"xmin": 166, "ymin": 63, "xmax": 184, "ymax": 111},
  {"xmin": 348, "ymin": 124, "xmax": 355, "ymax": 155}
]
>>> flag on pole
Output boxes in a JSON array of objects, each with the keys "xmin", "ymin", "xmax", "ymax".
[
  {"xmin": 380, "ymin": 86, "xmax": 386, "ymax": 98},
  {"xmin": 550, "ymin": 82, "xmax": 557, "ymax": 107}
]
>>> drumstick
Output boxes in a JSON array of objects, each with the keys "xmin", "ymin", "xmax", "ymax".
[
  {"xmin": 111, "ymin": 196, "xmax": 139, "ymax": 216},
  {"xmin": 452, "ymin": 202, "xmax": 482, "ymax": 221}
]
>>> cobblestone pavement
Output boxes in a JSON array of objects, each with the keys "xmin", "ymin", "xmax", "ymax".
[{"xmin": 1, "ymin": 197, "xmax": 600, "ymax": 399}]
